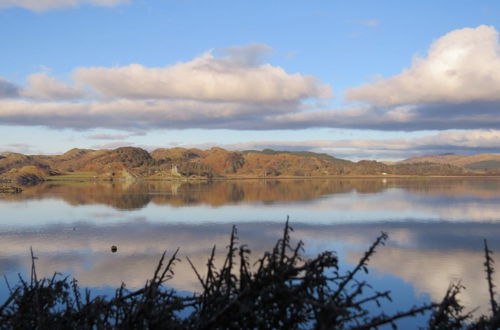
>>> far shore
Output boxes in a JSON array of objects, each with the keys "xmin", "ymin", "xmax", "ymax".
[
  {"xmin": 3, "ymin": 172, "xmax": 500, "ymax": 188},
  {"xmin": 43, "ymin": 173, "xmax": 500, "ymax": 183}
]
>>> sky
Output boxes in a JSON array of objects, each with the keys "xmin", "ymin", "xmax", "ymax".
[{"xmin": 1, "ymin": 0, "xmax": 500, "ymax": 160}]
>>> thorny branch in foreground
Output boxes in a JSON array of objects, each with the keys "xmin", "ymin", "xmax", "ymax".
[{"xmin": 0, "ymin": 220, "xmax": 499, "ymax": 329}]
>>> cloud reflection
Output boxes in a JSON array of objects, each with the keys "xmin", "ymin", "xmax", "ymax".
[{"xmin": 0, "ymin": 221, "xmax": 499, "ymax": 315}]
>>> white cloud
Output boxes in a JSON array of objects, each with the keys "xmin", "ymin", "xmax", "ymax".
[
  {"xmin": 0, "ymin": 44, "xmax": 333, "ymax": 130},
  {"xmin": 20, "ymin": 73, "xmax": 84, "ymax": 100},
  {"xmin": 2, "ymin": 31, "xmax": 500, "ymax": 133},
  {"xmin": 74, "ymin": 44, "xmax": 331, "ymax": 103},
  {"xmin": 264, "ymin": 100, "xmax": 500, "ymax": 131},
  {"xmin": 418, "ymin": 130, "xmax": 500, "ymax": 148},
  {"xmin": 0, "ymin": 98, "xmax": 300, "ymax": 129},
  {"xmin": 0, "ymin": 0, "xmax": 128, "ymax": 11},
  {"xmin": 0, "ymin": 43, "xmax": 333, "ymax": 129},
  {"xmin": 346, "ymin": 25, "xmax": 500, "ymax": 106}
]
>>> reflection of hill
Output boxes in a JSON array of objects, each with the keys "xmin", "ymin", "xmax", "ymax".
[
  {"xmin": 387, "ymin": 178, "xmax": 500, "ymax": 199},
  {"xmin": 1, "ymin": 182, "xmax": 152, "ymax": 210},
  {"xmin": 0, "ymin": 179, "xmax": 389, "ymax": 209},
  {"xmin": 1, "ymin": 178, "xmax": 500, "ymax": 210},
  {"xmin": 150, "ymin": 179, "xmax": 388, "ymax": 207}
]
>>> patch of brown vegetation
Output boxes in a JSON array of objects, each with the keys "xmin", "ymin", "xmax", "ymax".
[{"xmin": 1, "ymin": 165, "xmax": 47, "ymax": 185}]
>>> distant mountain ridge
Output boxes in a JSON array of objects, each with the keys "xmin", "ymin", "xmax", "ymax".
[
  {"xmin": 400, "ymin": 153, "xmax": 500, "ymax": 171},
  {"xmin": 1, "ymin": 147, "xmax": 496, "ymax": 185}
]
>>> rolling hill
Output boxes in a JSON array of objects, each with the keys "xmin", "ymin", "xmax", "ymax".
[{"xmin": 400, "ymin": 153, "xmax": 500, "ymax": 172}]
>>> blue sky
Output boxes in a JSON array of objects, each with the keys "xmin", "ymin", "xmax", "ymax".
[{"xmin": 1, "ymin": 0, "xmax": 500, "ymax": 160}]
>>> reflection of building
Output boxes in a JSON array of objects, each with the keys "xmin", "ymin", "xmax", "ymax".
[{"xmin": 171, "ymin": 181, "xmax": 181, "ymax": 195}]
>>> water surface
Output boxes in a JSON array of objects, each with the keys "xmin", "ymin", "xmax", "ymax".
[{"xmin": 1, "ymin": 178, "xmax": 500, "ymax": 324}]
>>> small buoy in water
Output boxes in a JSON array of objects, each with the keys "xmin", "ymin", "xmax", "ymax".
[{"xmin": 111, "ymin": 245, "xmax": 117, "ymax": 253}]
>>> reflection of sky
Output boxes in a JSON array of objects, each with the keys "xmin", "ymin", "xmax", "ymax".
[
  {"xmin": 2, "ymin": 184, "xmax": 500, "ymax": 228},
  {"xmin": 0, "ymin": 220, "xmax": 498, "ymax": 322},
  {"xmin": 1, "ymin": 179, "xmax": 500, "ymax": 322},
  {"xmin": 0, "ymin": 220, "xmax": 499, "ymax": 323}
]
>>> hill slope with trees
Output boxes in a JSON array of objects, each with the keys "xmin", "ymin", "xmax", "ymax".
[{"xmin": 1, "ymin": 148, "xmax": 495, "ymax": 185}]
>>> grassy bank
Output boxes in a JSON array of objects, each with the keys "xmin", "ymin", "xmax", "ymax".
[
  {"xmin": 0, "ymin": 221, "xmax": 499, "ymax": 328},
  {"xmin": 45, "ymin": 171, "xmax": 98, "ymax": 182}
]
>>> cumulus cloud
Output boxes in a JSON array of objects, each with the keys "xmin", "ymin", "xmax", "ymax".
[
  {"xmin": 264, "ymin": 100, "xmax": 500, "ymax": 131},
  {"xmin": 74, "ymin": 44, "xmax": 331, "ymax": 103},
  {"xmin": 20, "ymin": 73, "xmax": 84, "ymax": 100},
  {"xmin": 2, "ymin": 28, "xmax": 500, "ymax": 133},
  {"xmin": 0, "ymin": 45, "xmax": 334, "ymax": 130},
  {"xmin": 0, "ymin": 0, "xmax": 129, "ymax": 11},
  {"xmin": 346, "ymin": 25, "xmax": 500, "ymax": 106},
  {"xmin": 0, "ymin": 77, "xmax": 19, "ymax": 98},
  {"xmin": 0, "ymin": 98, "xmax": 301, "ymax": 129},
  {"xmin": 2, "ymin": 98, "xmax": 500, "ymax": 133}
]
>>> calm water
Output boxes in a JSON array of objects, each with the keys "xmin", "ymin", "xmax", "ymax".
[{"xmin": 1, "ymin": 177, "xmax": 500, "ymax": 324}]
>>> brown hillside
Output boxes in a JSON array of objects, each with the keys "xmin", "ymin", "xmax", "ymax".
[
  {"xmin": 453, "ymin": 154, "xmax": 500, "ymax": 167},
  {"xmin": 400, "ymin": 154, "xmax": 465, "ymax": 165},
  {"xmin": 151, "ymin": 147, "xmax": 204, "ymax": 161},
  {"xmin": 239, "ymin": 152, "xmax": 339, "ymax": 177},
  {"xmin": 34, "ymin": 149, "xmax": 106, "ymax": 172},
  {"xmin": 1, "ymin": 147, "xmax": 491, "ymax": 184},
  {"xmin": 0, "ymin": 153, "xmax": 50, "ymax": 175},
  {"xmin": 80, "ymin": 147, "xmax": 153, "ymax": 175},
  {"xmin": 1, "ymin": 165, "xmax": 48, "ymax": 185},
  {"xmin": 201, "ymin": 148, "xmax": 245, "ymax": 175}
]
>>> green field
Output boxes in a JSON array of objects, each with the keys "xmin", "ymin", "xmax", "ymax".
[{"xmin": 45, "ymin": 171, "xmax": 98, "ymax": 181}]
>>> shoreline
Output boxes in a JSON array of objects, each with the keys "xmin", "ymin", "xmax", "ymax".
[
  {"xmin": 3, "ymin": 172, "xmax": 500, "ymax": 187},
  {"xmin": 41, "ymin": 173, "xmax": 500, "ymax": 183}
]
